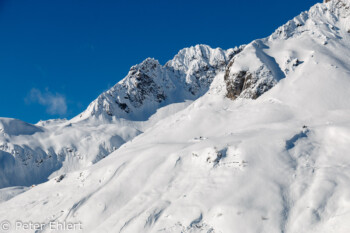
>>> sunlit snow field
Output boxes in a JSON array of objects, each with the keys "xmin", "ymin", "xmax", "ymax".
[{"xmin": 1, "ymin": 1, "xmax": 350, "ymax": 232}]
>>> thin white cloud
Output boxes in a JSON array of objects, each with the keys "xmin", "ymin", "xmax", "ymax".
[{"xmin": 26, "ymin": 88, "xmax": 67, "ymax": 115}]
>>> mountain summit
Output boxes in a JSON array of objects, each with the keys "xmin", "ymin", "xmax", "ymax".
[{"xmin": 78, "ymin": 44, "xmax": 240, "ymax": 121}]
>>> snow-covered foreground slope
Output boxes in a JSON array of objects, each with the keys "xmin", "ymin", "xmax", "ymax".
[
  {"xmin": 2, "ymin": 88, "xmax": 350, "ymax": 232},
  {"xmin": 2, "ymin": 0, "xmax": 350, "ymax": 232}
]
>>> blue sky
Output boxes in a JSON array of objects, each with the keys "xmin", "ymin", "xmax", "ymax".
[{"xmin": 0, "ymin": 0, "xmax": 317, "ymax": 123}]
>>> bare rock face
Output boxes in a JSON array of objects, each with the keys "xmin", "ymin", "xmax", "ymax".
[
  {"xmin": 224, "ymin": 64, "xmax": 252, "ymax": 100},
  {"xmin": 224, "ymin": 42, "xmax": 281, "ymax": 100},
  {"xmin": 119, "ymin": 58, "xmax": 167, "ymax": 109},
  {"xmin": 224, "ymin": 65, "xmax": 276, "ymax": 100}
]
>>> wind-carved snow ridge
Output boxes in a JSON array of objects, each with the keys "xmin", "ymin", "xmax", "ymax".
[
  {"xmin": 78, "ymin": 44, "xmax": 241, "ymax": 121},
  {"xmin": 279, "ymin": 126, "xmax": 311, "ymax": 233},
  {"xmin": 223, "ymin": 0, "xmax": 350, "ymax": 100}
]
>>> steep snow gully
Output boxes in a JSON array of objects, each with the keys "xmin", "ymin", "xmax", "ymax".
[{"xmin": 2, "ymin": 0, "xmax": 350, "ymax": 232}]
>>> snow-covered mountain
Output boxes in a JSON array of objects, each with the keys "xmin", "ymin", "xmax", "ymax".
[
  {"xmin": 77, "ymin": 44, "xmax": 240, "ymax": 121},
  {"xmin": 0, "ymin": 45, "xmax": 240, "ymax": 188},
  {"xmin": 2, "ymin": 0, "xmax": 350, "ymax": 232}
]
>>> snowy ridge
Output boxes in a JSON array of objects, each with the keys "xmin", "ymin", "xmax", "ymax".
[
  {"xmin": 77, "ymin": 44, "xmax": 239, "ymax": 121},
  {"xmin": 270, "ymin": 0, "xmax": 350, "ymax": 41}
]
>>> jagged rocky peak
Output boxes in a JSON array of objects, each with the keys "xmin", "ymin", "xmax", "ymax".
[
  {"xmin": 82, "ymin": 59, "xmax": 169, "ymax": 120},
  {"xmin": 128, "ymin": 57, "xmax": 162, "ymax": 75},
  {"xmin": 164, "ymin": 44, "xmax": 239, "ymax": 96},
  {"xmin": 115, "ymin": 57, "xmax": 168, "ymax": 108},
  {"xmin": 78, "ymin": 44, "xmax": 238, "ymax": 121},
  {"xmin": 166, "ymin": 44, "xmax": 233, "ymax": 70}
]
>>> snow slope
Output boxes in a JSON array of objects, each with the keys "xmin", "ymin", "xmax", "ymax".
[{"xmin": 2, "ymin": 0, "xmax": 350, "ymax": 232}]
